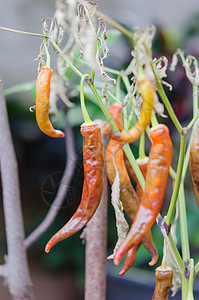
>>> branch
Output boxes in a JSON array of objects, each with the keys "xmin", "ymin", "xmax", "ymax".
[
  {"xmin": 0, "ymin": 72, "xmax": 35, "ymax": 299},
  {"xmin": 24, "ymin": 123, "xmax": 76, "ymax": 248}
]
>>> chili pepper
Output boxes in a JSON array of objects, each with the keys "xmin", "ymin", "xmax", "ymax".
[
  {"xmin": 119, "ymin": 156, "xmax": 154, "ymax": 276},
  {"xmin": 189, "ymin": 127, "xmax": 199, "ymax": 207},
  {"xmin": 106, "ymin": 104, "xmax": 158, "ymax": 274},
  {"xmin": 108, "ymin": 79, "xmax": 154, "ymax": 143},
  {"xmin": 152, "ymin": 266, "xmax": 173, "ymax": 300},
  {"xmin": 35, "ymin": 67, "xmax": 65, "ymax": 138},
  {"xmin": 45, "ymin": 122, "xmax": 104, "ymax": 252},
  {"xmin": 114, "ymin": 124, "xmax": 173, "ymax": 265}
]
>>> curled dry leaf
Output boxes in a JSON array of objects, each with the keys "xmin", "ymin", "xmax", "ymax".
[{"xmin": 107, "ymin": 159, "xmax": 129, "ymax": 260}]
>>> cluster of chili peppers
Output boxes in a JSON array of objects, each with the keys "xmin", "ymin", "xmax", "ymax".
[{"xmin": 35, "ymin": 59, "xmax": 174, "ymax": 297}]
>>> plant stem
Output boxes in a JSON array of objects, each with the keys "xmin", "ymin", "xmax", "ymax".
[
  {"xmin": 179, "ymin": 186, "xmax": 190, "ymax": 261},
  {"xmin": 95, "ymin": 10, "xmax": 134, "ymax": 39},
  {"xmin": 151, "ymin": 62, "xmax": 182, "ymax": 133},
  {"xmin": 166, "ymin": 133, "xmax": 186, "ymax": 225},
  {"xmin": 181, "ymin": 276, "xmax": 188, "ymax": 300},
  {"xmin": 187, "ymin": 259, "xmax": 194, "ymax": 300},
  {"xmin": 186, "ymin": 110, "xmax": 199, "ymax": 132},
  {"xmin": 80, "ymin": 74, "xmax": 93, "ymax": 124},
  {"xmin": 139, "ymin": 133, "xmax": 145, "ymax": 159},
  {"xmin": 0, "ymin": 26, "xmax": 47, "ymax": 38},
  {"xmin": 49, "ymin": 37, "xmax": 83, "ymax": 78},
  {"xmin": 122, "ymin": 75, "xmax": 131, "ymax": 131},
  {"xmin": 44, "ymin": 38, "xmax": 51, "ymax": 68},
  {"xmin": 88, "ymin": 82, "xmax": 145, "ymax": 190},
  {"xmin": 0, "ymin": 26, "xmax": 83, "ymax": 79},
  {"xmin": 151, "ymin": 111, "xmax": 159, "ymax": 127},
  {"xmin": 116, "ymin": 75, "xmax": 121, "ymax": 103}
]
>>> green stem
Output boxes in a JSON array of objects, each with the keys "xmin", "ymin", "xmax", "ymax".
[
  {"xmin": 125, "ymin": 58, "xmax": 135, "ymax": 75},
  {"xmin": 88, "ymin": 82, "xmax": 145, "ymax": 190},
  {"xmin": 168, "ymin": 232, "xmax": 185, "ymax": 274},
  {"xmin": 181, "ymin": 276, "xmax": 188, "ymax": 300},
  {"xmin": 122, "ymin": 75, "xmax": 131, "ymax": 131},
  {"xmin": 194, "ymin": 261, "xmax": 199, "ymax": 278},
  {"xmin": 0, "ymin": 26, "xmax": 47, "ymax": 38},
  {"xmin": 139, "ymin": 133, "xmax": 146, "ymax": 159},
  {"xmin": 166, "ymin": 133, "xmax": 187, "ymax": 225},
  {"xmin": 122, "ymin": 75, "xmax": 131, "ymax": 91},
  {"xmin": 116, "ymin": 75, "xmax": 121, "ymax": 103},
  {"xmin": 44, "ymin": 38, "xmax": 51, "ymax": 68},
  {"xmin": 151, "ymin": 62, "xmax": 182, "ymax": 133},
  {"xmin": 187, "ymin": 259, "xmax": 194, "ymax": 300},
  {"xmin": 179, "ymin": 186, "xmax": 190, "ymax": 261},
  {"xmin": 182, "ymin": 132, "xmax": 193, "ymax": 182},
  {"xmin": 193, "ymin": 84, "xmax": 199, "ymax": 115},
  {"xmin": 186, "ymin": 110, "xmax": 199, "ymax": 132},
  {"xmin": 107, "ymin": 90, "xmax": 121, "ymax": 104},
  {"xmin": 88, "ymin": 83, "xmax": 119, "ymax": 132},
  {"xmin": 169, "ymin": 166, "xmax": 177, "ymax": 180},
  {"xmin": 80, "ymin": 74, "xmax": 93, "ymax": 124},
  {"xmin": 151, "ymin": 110, "xmax": 159, "ymax": 127},
  {"xmin": 103, "ymin": 66, "xmax": 121, "ymax": 76},
  {"xmin": 0, "ymin": 26, "xmax": 83, "ymax": 79},
  {"xmin": 160, "ymin": 224, "xmax": 185, "ymax": 274},
  {"xmin": 49, "ymin": 37, "xmax": 83, "ymax": 78},
  {"xmin": 123, "ymin": 144, "xmax": 145, "ymax": 190}
]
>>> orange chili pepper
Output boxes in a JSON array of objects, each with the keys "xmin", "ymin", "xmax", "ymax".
[
  {"xmin": 109, "ymin": 79, "xmax": 154, "ymax": 143},
  {"xmin": 152, "ymin": 266, "xmax": 173, "ymax": 300},
  {"xmin": 189, "ymin": 127, "xmax": 199, "ymax": 206},
  {"xmin": 106, "ymin": 104, "xmax": 158, "ymax": 274},
  {"xmin": 35, "ymin": 67, "xmax": 65, "ymax": 138},
  {"xmin": 45, "ymin": 122, "xmax": 104, "ymax": 253},
  {"xmin": 114, "ymin": 124, "xmax": 173, "ymax": 265},
  {"xmin": 119, "ymin": 156, "xmax": 149, "ymax": 276}
]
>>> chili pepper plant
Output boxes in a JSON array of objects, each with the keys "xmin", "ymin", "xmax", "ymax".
[{"xmin": 1, "ymin": 1, "xmax": 199, "ymax": 300}]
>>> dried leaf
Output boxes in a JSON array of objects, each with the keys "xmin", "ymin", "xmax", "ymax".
[{"xmin": 107, "ymin": 156, "xmax": 129, "ymax": 260}]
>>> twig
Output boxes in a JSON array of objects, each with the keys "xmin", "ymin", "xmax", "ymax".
[
  {"xmin": 85, "ymin": 122, "xmax": 108, "ymax": 300},
  {"xmin": 24, "ymin": 123, "xmax": 76, "ymax": 248},
  {"xmin": 0, "ymin": 72, "xmax": 35, "ymax": 299}
]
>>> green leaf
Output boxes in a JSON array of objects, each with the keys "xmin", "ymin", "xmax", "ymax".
[
  {"xmin": 106, "ymin": 29, "xmax": 122, "ymax": 47},
  {"xmin": 4, "ymin": 80, "xmax": 35, "ymax": 97}
]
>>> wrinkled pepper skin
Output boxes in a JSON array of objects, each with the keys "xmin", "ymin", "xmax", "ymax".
[
  {"xmin": 152, "ymin": 266, "xmax": 173, "ymax": 300},
  {"xmin": 45, "ymin": 123, "xmax": 104, "ymax": 253},
  {"xmin": 109, "ymin": 79, "xmax": 154, "ymax": 143},
  {"xmin": 119, "ymin": 156, "xmax": 150, "ymax": 276},
  {"xmin": 106, "ymin": 104, "xmax": 158, "ymax": 274},
  {"xmin": 114, "ymin": 125, "xmax": 173, "ymax": 265},
  {"xmin": 36, "ymin": 67, "xmax": 65, "ymax": 138},
  {"xmin": 189, "ymin": 127, "xmax": 199, "ymax": 206}
]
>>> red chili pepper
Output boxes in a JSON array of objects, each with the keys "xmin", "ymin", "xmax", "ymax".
[
  {"xmin": 189, "ymin": 127, "xmax": 199, "ymax": 206},
  {"xmin": 45, "ymin": 122, "xmax": 104, "ymax": 252},
  {"xmin": 152, "ymin": 266, "xmax": 173, "ymax": 300},
  {"xmin": 35, "ymin": 67, "xmax": 65, "ymax": 138},
  {"xmin": 106, "ymin": 104, "xmax": 158, "ymax": 274},
  {"xmin": 114, "ymin": 124, "xmax": 173, "ymax": 265},
  {"xmin": 108, "ymin": 79, "xmax": 154, "ymax": 143}
]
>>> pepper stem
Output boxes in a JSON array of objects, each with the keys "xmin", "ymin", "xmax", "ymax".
[
  {"xmin": 139, "ymin": 133, "xmax": 146, "ymax": 159},
  {"xmin": 44, "ymin": 38, "xmax": 51, "ymax": 69},
  {"xmin": 80, "ymin": 74, "xmax": 93, "ymax": 125}
]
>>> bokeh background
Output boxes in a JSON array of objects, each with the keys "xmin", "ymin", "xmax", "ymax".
[{"xmin": 1, "ymin": 0, "xmax": 199, "ymax": 299}]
